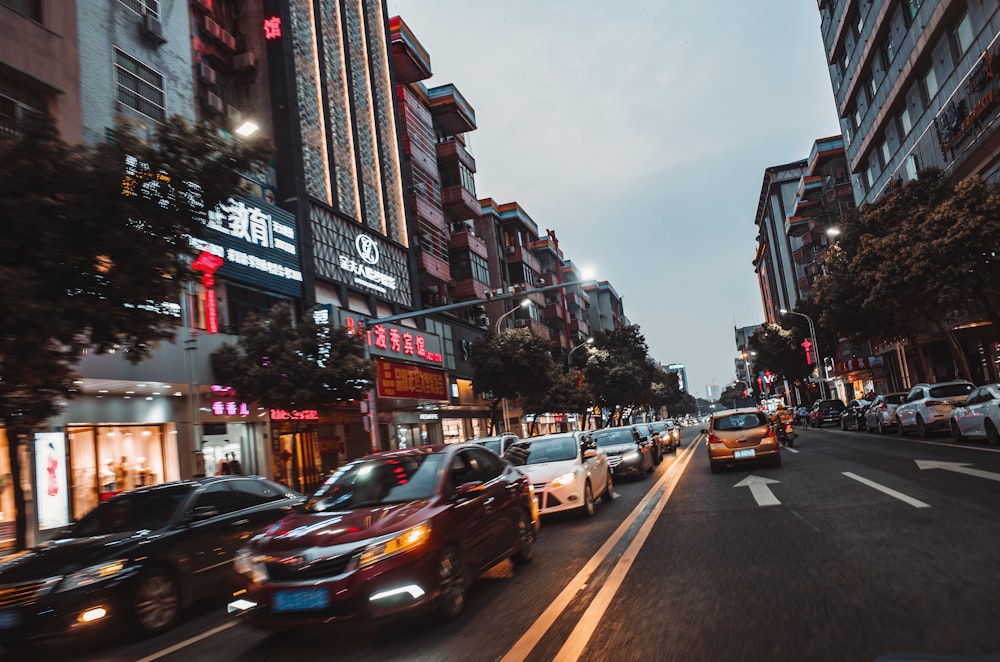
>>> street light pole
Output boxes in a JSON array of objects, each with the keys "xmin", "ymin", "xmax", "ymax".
[
  {"xmin": 495, "ymin": 299, "xmax": 530, "ymax": 332},
  {"xmin": 567, "ymin": 337, "xmax": 594, "ymax": 371},
  {"xmin": 780, "ymin": 309, "xmax": 826, "ymax": 400}
]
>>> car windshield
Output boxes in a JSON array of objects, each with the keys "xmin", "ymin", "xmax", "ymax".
[
  {"xmin": 592, "ymin": 428, "xmax": 635, "ymax": 447},
  {"xmin": 475, "ymin": 438, "xmax": 504, "ymax": 455},
  {"xmin": 306, "ymin": 453, "xmax": 444, "ymax": 512},
  {"xmin": 71, "ymin": 486, "xmax": 191, "ymax": 535},
  {"xmin": 883, "ymin": 394, "xmax": 906, "ymax": 405},
  {"xmin": 510, "ymin": 437, "xmax": 578, "ymax": 465},
  {"xmin": 929, "ymin": 383, "xmax": 973, "ymax": 398},
  {"xmin": 713, "ymin": 413, "xmax": 768, "ymax": 431}
]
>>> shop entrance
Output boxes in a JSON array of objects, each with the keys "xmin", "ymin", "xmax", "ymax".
[{"xmin": 275, "ymin": 430, "xmax": 320, "ymax": 495}]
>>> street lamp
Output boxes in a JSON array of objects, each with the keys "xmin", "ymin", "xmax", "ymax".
[
  {"xmin": 495, "ymin": 298, "xmax": 529, "ymax": 332},
  {"xmin": 740, "ymin": 350, "xmax": 756, "ymax": 395},
  {"xmin": 780, "ymin": 308, "xmax": 827, "ymax": 400},
  {"xmin": 567, "ymin": 337, "xmax": 594, "ymax": 370}
]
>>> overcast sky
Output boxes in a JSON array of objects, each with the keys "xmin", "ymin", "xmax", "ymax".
[{"xmin": 385, "ymin": 1, "xmax": 842, "ymax": 399}]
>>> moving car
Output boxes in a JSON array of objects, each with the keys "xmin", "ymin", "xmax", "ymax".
[
  {"xmin": 0, "ymin": 476, "xmax": 303, "ymax": 644},
  {"xmin": 839, "ymin": 399, "xmax": 871, "ymax": 431},
  {"xmin": 648, "ymin": 420, "xmax": 680, "ymax": 453},
  {"xmin": 591, "ymin": 426, "xmax": 654, "ymax": 479},
  {"xmin": 631, "ymin": 423, "xmax": 662, "ymax": 464},
  {"xmin": 504, "ymin": 432, "xmax": 613, "ymax": 517},
  {"xmin": 809, "ymin": 399, "xmax": 846, "ymax": 428},
  {"xmin": 863, "ymin": 392, "xmax": 908, "ymax": 434},
  {"xmin": 469, "ymin": 433, "xmax": 520, "ymax": 456},
  {"xmin": 950, "ymin": 383, "xmax": 1000, "ymax": 445},
  {"xmin": 230, "ymin": 444, "xmax": 537, "ymax": 627},
  {"xmin": 704, "ymin": 408, "xmax": 781, "ymax": 473},
  {"xmin": 895, "ymin": 380, "xmax": 975, "ymax": 438}
]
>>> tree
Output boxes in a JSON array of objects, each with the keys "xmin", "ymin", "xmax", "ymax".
[
  {"xmin": 583, "ymin": 325, "xmax": 656, "ymax": 426},
  {"xmin": 469, "ymin": 328, "xmax": 558, "ymax": 433},
  {"xmin": 0, "ymin": 112, "xmax": 268, "ymax": 549},
  {"xmin": 720, "ymin": 382, "xmax": 749, "ymax": 409},
  {"xmin": 748, "ymin": 324, "xmax": 812, "ymax": 395},
  {"xmin": 521, "ymin": 366, "xmax": 592, "ymax": 435}
]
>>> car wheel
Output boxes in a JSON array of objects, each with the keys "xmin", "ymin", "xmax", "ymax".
[
  {"xmin": 511, "ymin": 511, "xmax": 536, "ymax": 565},
  {"xmin": 437, "ymin": 547, "xmax": 466, "ymax": 620},
  {"xmin": 579, "ymin": 481, "xmax": 595, "ymax": 518},
  {"xmin": 896, "ymin": 418, "xmax": 906, "ymax": 435},
  {"xmin": 985, "ymin": 420, "xmax": 1000, "ymax": 447},
  {"xmin": 132, "ymin": 568, "xmax": 181, "ymax": 636},
  {"xmin": 601, "ymin": 470, "xmax": 615, "ymax": 502},
  {"xmin": 916, "ymin": 415, "xmax": 929, "ymax": 439},
  {"xmin": 950, "ymin": 420, "xmax": 964, "ymax": 444},
  {"xmin": 841, "ymin": 419, "xmax": 847, "ymax": 431},
  {"xmin": 876, "ymin": 419, "xmax": 886, "ymax": 435}
]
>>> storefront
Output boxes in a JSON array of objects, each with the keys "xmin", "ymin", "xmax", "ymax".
[{"xmin": 0, "ymin": 428, "xmax": 15, "ymax": 550}]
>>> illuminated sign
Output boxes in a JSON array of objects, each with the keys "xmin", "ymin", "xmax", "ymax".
[
  {"xmin": 338, "ymin": 233, "xmax": 398, "ymax": 294},
  {"xmin": 263, "ymin": 15, "xmax": 282, "ymax": 40},
  {"xmin": 337, "ymin": 309, "xmax": 444, "ymax": 366},
  {"xmin": 376, "ymin": 360, "xmax": 449, "ymax": 400},
  {"xmin": 192, "ymin": 251, "xmax": 224, "ymax": 333},
  {"xmin": 419, "ymin": 412, "xmax": 440, "ymax": 420},
  {"xmin": 270, "ymin": 408, "xmax": 320, "ymax": 421},
  {"xmin": 35, "ymin": 433, "xmax": 69, "ymax": 530},
  {"xmin": 801, "ymin": 338, "xmax": 814, "ymax": 365},
  {"xmin": 211, "ymin": 400, "xmax": 250, "ymax": 416}
]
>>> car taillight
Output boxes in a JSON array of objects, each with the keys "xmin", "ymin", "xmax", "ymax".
[
  {"xmin": 880, "ymin": 402, "xmax": 888, "ymax": 410},
  {"xmin": 765, "ymin": 426, "xmax": 777, "ymax": 438},
  {"xmin": 925, "ymin": 400, "xmax": 944, "ymax": 407},
  {"xmin": 707, "ymin": 433, "xmax": 721, "ymax": 444}
]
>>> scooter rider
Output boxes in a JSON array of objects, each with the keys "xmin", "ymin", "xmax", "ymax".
[{"xmin": 772, "ymin": 405, "xmax": 796, "ymax": 446}]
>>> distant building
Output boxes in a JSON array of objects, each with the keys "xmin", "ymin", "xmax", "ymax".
[
  {"xmin": 666, "ymin": 364, "xmax": 688, "ymax": 393},
  {"xmin": 705, "ymin": 383, "xmax": 721, "ymax": 401}
]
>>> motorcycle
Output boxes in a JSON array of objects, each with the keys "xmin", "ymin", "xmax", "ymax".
[{"xmin": 777, "ymin": 421, "xmax": 796, "ymax": 447}]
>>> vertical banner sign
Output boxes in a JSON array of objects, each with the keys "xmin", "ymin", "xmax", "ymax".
[{"xmin": 34, "ymin": 433, "xmax": 69, "ymax": 530}]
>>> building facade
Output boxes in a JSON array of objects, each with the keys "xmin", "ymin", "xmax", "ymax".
[{"xmin": 753, "ymin": 160, "xmax": 809, "ymax": 324}]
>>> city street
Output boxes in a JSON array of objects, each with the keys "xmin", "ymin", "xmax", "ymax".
[{"xmin": 6, "ymin": 425, "xmax": 1000, "ymax": 662}]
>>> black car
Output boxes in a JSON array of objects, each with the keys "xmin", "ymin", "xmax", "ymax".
[
  {"xmin": 809, "ymin": 399, "xmax": 846, "ymax": 428},
  {"xmin": 0, "ymin": 476, "xmax": 303, "ymax": 644},
  {"xmin": 592, "ymin": 426, "xmax": 654, "ymax": 479},
  {"xmin": 839, "ymin": 399, "xmax": 872, "ymax": 431},
  {"xmin": 630, "ymin": 423, "xmax": 662, "ymax": 464}
]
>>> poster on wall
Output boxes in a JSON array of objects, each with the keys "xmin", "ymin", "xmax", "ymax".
[{"xmin": 34, "ymin": 432, "xmax": 69, "ymax": 530}]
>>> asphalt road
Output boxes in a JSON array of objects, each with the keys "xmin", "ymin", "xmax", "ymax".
[{"xmin": 6, "ymin": 425, "xmax": 1000, "ymax": 662}]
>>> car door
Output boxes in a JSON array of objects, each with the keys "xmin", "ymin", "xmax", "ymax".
[
  {"xmin": 961, "ymin": 388, "xmax": 986, "ymax": 437},
  {"xmin": 446, "ymin": 449, "xmax": 497, "ymax": 573},
  {"xmin": 898, "ymin": 387, "xmax": 921, "ymax": 428},
  {"xmin": 465, "ymin": 447, "xmax": 520, "ymax": 563},
  {"xmin": 579, "ymin": 434, "xmax": 606, "ymax": 496}
]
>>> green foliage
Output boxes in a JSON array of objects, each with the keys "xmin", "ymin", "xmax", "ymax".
[
  {"xmin": 210, "ymin": 303, "xmax": 375, "ymax": 411},
  {"xmin": 748, "ymin": 324, "xmax": 812, "ymax": 384},
  {"xmin": 720, "ymin": 382, "xmax": 749, "ymax": 409},
  {"xmin": 584, "ymin": 325, "xmax": 656, "ymax": 424},
  {"xmin": 470, "ymin": 328, "xmax": 559, "ymax": 418}
]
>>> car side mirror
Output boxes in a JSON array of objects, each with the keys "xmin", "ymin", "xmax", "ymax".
[
  {"xmin": 582, "ymin": 448, "xmax": 597, "ymax": 459},
  {"xmin": 453, "ymin": 481, "xmax": 485, "ymax": 499}
]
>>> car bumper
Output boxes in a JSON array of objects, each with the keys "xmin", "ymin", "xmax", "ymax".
[
  {"xmin": 533, "ymin": 481, "xmax": 587, "ymax": 515},
  {"xmin": 607, "ymin": 455, "xmax": 646, "ymax": 477},
  {"xmin": 707, "ymin": 443, "xmax": 780, "ymax": 466}
]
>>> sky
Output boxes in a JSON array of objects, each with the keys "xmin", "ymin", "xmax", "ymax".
[{"xmin": 385, "ymin": 0, "xmax": 842, "ymax": 399}]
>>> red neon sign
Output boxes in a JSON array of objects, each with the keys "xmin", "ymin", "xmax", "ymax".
[
  {"xmin": 801, "ymin": 338, "xmax": 814, "ymax": 366},
  {"xmin": 192, "ymin": 250, "xmax": 224, "ymax": 334},
  {"xmin": 263, "ymin": 16, "xmax": 282, "ymax": 40},
  {"xmin": 270, "ymin": 408, "xmax": 320, "ymax": 421}
]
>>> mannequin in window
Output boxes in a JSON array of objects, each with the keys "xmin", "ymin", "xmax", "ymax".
[{"xmin": 113, "ymin": 456, "xmax": 129, "ymax": 490}]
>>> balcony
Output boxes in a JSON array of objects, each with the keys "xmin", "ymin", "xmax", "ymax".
[
  {"xmin": 447, "ymin": 230, "xmax": 488, "ymax": 259},
  {"xmin": 569, "ymin": 317, "xmax": 589, "ymax": 336},
  {"xmin": 451, "ymin": 277, "xmax": 486, "ymax": 301},
  {"xmin": 504, "ymin": 245, "xmax": 541, "ymax": 273},
  {"xmin": 786, "ymin": 215, "xmax": 812, "ymax": 238},
  {"xmin": 417, "ymin": 250, "xmax": 451, "ymax": 285},
  {"xmin": 545, "ymin": 300, "xmax": 566, "ymax": 322},
  {"xmin": 441, "ymin": 185, "xmax": 480, "ymax": 221},
  {"xmin": 411, "ymin": 194, "xmax": 445, "ymax": 231},
  {"xmin": 793, "ymin": 245, "xmax": 816, "ymax": 265},
  {"xmin": 427, "ymin": 83, "xmax": 476, "ymax": 135},
  {"xmin": 436, "ymin": 138, "xmax": 476, "ymax": 171},
  {"xmin": 389, "ymin": 17, "xmax": 432, "ymax": 84}
]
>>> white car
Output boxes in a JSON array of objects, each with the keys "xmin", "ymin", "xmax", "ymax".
[
  {"xmin": 895, "ymin": 381, "xmax": 975, "ymax": 438},
  {"xmin": 950, "ymin": 383, "xmax": 1000, "ymax": 445},
  {"xmin": 504, "ymin": 432, "xmax": 613, "ymax": 518}
]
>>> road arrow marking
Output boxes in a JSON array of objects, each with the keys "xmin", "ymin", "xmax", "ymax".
[
  {"xmin": 915, "ymin": 460, "xmax": 1000, "ymax": 482},
  {"xmin": 734, "ymin": 474, "xmax": 781, "ymax": 507},
  {"xmin": 842, "ymin": 472, "xmax": 930, "ymax": 508}
]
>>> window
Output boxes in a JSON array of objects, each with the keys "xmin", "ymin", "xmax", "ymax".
[
  {"xmin": 905, "ymin": 153, "xmax": 919, "ymax": 180},
  {"xmin": 923, "ymin": 66, "xmax": 939, "ymax": 101},
  {"xmin": 953, "ymin": 11, "xmax": 974, "ymax": 56},
  {"xmin": 114, "ymin": 48, "xmax": 165, "ymax": 121},
  {"xmin": 1, "ymin": 0, "xmax": 41, "ymax": 20},
  {"xmin": 903, "ymin": 0, "xmax": 922, "ymax": 23},
  {"xmin": 118, "ymin": 0, "xmax": 159, "ymax": 18},
  {"xmin": 881, "ymin": 139, "xmax": 891, "ymax": 167},
  {"xmin": 869, "ymin": 74, "xmax": 878, "ymax": 100},
  {"xmin": 899, "ymin": 104, "xmax": 913, "ymax": 136},
  {"xmin": 0, "ymin": 93, "xmax": 35, "ymax": 142},
  {"xmin": 883, "ymin": 38, "xmax": 895, "ymax": 66},
  {"xmin": 854, "ymin": 106, "xmax": 863, "ymax": 131}
]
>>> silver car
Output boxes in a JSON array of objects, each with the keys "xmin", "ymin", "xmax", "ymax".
[
  {"xmin": 950, "ymin": 384, "xmax": 1000, "ymax": 445},
  {"xmin": 863, "ymin": 392, "xmax": 908, "ymax": 434},
  {"xmin": 895, "ymin": 381, "xmax": 975, "ymax": 438}
]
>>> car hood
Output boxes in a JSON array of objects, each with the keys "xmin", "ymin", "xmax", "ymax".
[
  {"xmin": 597, "ymin": 443, "xmax": 636, "ymax": 455},
  {"xmin": 518, "ymin": 460, "xmax": 580, "ymax": 484},
  {"xmin": 0, "ymin": 531, "xmax": 156, "ymax": 582},
  {"xmin": 250, "ymin": 500, "xmax": 435, "ymax": 553}
]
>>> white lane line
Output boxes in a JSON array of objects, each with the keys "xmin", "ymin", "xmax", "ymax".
[
  {"xmin": 783, "ymin": 446, "xmax": 800, "ymax": 453},
  {"xmin": 550, "ymin": 437, "xmax": 699, "ymax": 662},
  {"xmin": 500, "ymin": 437, "xmax": 701, "ymax": 662},
  {"xmin": 136, "ymin": 621, "xmax": 239, "ymax": 662},
  {"xmin": 842, "ymin": 471, "xmax": 931, "ymax": 508}
]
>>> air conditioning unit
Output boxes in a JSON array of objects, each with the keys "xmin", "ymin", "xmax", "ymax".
[
  {"xmin": 204, "ymin": 91, "xmax": 224, "ymax": 114},
  {"xmin": 505, "ymin": 246, "xmax": 516, "ymax": 255},
  {"xmin": 220, "ymin": 30, "xmax": 237, "ymax": 50},
  {"xmin": 198, "ymin": 62, "xmax": 217, "ymax": 85},
  {"xmin": 514, "ymin": 319, "xmax": 528, "ymax": 328},
  {"xmin": 233, "ymin": 51, "xmax": 257, "ymax": 72},
  {"xmin": 204, "ymin": 16, "xmax": 222, "ymax": 39},
  {"xmin": 140, "ymin": 14, "xmax": 167, "ymax": 46}
]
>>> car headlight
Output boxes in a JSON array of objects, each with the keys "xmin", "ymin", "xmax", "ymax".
[
  {"xmin": 623, "ymin": 450, "xmax": 640, "ymax": 460},
  {"xmin": 234, "ymin": 548, "xmax": 269, "ymax": 584},
  {"xmin": 55, "ymin": 559, "xmax": 129, "ymax": 593},
  {"xmin": 355, "ymin": 521, "xmax": 431, "ymax": 569},
  {"xmin": 549, "ymin": 471, "xmax": 577, "ymax": 488}
]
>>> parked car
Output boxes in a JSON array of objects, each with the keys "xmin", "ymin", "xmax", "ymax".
[
  {"xmin": 591, "ymin": 426, "xmax": 654, "ymax": 479},
  {"xmin": 649, "ymin": 420, "xmax": 680, "ymax": 453},
  {"xmin": 895, "ymin": 380, "xmax": 975, "ymax": 438},
  {"xmin": 839, "ymin": 399, "xmax": 871, "ymax": 431},
  {"xmin": 704, "ymin": 408, "xmax": 781, "ymax": 473},
  {"xmin": 0, "ymin": 476, "xmax": 303, "ymax": 645},
  {"xmin": 809, "ymin": 399, "xmax": 846, "ymax": 428},
  {"xmin": 469, "ymin": 433, "xmax": 520, "ymax": 456},
  {"xmin": 863, "ymin": 392, "xmax": 908, "ymax": 434},
  {"xmin": 230, "ymin": 444, "xmax": 537, "ymax": 627},
  {"xmin": 504, "ymin": 431, "xmax": 613, "ymax": 517},
  {"xmin": 950, "ymin": 383, "xmax": 1000, "ymax": 445},
  {"xmin": 631, "ymin": 423, "xmax": 662, "ymax": 464}
]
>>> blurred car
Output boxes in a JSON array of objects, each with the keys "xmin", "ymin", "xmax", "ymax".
[
  {"xmin": 809, "ymin": 399, "xmax": 846, "ymax": 428},
  {"xmin": 649, "ymin": 420, "xmax": 680, "ymax": 453},
  {"xmin": 631, "ymin": 423, "xmax": 662, "ymax": 464},
  {"xmin": 0, "ymin": 476, "xmax": 303, "ymax": 644},
  {"xmin": 504, "ymin": 432, "xmax": 612, "ymax": 517},
  {"xmin": 704, "ymin": 408, "xmax": 781, "ymax": 473},
  {"xmin": 950, "ymin": 383, "xmax": 1000, "ymax": 445},
  {"xmin": 469, "ymin": 433, "xmax": 520, "ymax": 456},
  {"xmin": 895, "ymin": 380, "xmax": 975, "ymax": 438},
  {"xmin": 863, "ymin": 392, "xmax": 908, "ymax": 434},
  {"xmin": 838, "ymin": 399, "xmax": 871, "ymax": 431},
  {"xmin": 230, "ymin": 444, "xmax": 537, "ymax": 627},
  {"xmin": 591, "ymin": 426, "xmax": 654, "ymax": 479}
]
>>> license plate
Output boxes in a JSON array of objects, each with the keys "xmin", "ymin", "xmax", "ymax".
[
  {"xmin": 0, "ymin": 610, "xmax": 21, "ymax": 629},
  {"xmin": 272, "ymin": 588, "xmax": 329, "ymax": 612},
  {"xmin": 734, "ymin": 449, "xmax": 756, "ymax": 459}
]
